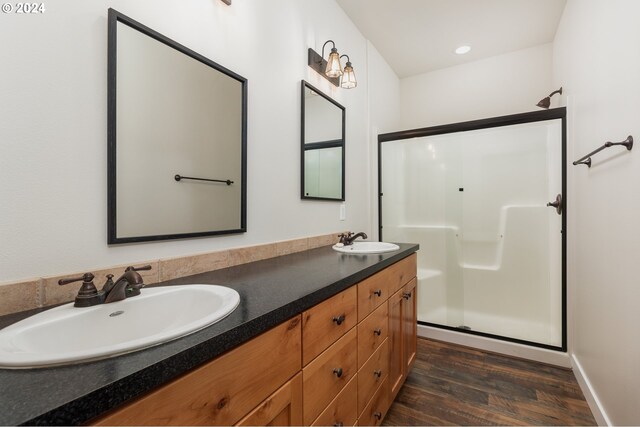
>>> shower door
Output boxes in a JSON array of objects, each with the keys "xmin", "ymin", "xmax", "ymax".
[{"xmin": 379, "ymin": 109, "xmax": 566, "ymax": 350}]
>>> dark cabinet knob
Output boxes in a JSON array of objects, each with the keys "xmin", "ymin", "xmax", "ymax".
[
  {"xmin": 333, "ymin": 367, "xmax": 343, "ymax": 378},
  {"xmin": 332, "ymin": 314, "xmax": 346, "ymax": 325},
  {"xmin": 374, "ymin": 328, "xmax": 382, "ymax": 336},
  {"xmin": 403, "ymin": 291, "xmax": 412, "ymax": 300},
  {"xmin": 373, "ymin": 289, "xmax": 382, "ymax": 297},
  {"xmin": 374, "ymin": 370, "xmax": 382, "ymax": 378},
  {"xmin": 374, "ymin": 412, "xmax": 382, "ymax": 420}
]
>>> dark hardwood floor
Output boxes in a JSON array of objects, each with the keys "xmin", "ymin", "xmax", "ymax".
[{"xmin": 383, "ymin": 338, "xmax": 596, "ymax": 426}]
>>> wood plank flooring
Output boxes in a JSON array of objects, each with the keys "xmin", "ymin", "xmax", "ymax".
[{"xmin": 383, "ymin": 338, "xmax": 595, "ymax": 426}]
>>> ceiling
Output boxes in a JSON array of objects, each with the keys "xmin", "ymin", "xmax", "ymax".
[{"xmin": 336, "ymin": 0, "xmax": 567, "ymax": 78}]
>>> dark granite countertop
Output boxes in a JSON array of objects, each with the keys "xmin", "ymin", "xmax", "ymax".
[{"xmin": 0, "ymin": 243, "xmax": 418, "ymax": 426}]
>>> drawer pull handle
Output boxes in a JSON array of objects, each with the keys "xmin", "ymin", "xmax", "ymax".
[
  {"xmin": 374, "ymin": 412, "xmax": 382, "ymax": 420},
  {"xmin": 374, "ymin": 370, "xmax": 382, "ymax": 378},
  {"xmin": 373, "ymin": 289, "xmax": 382, "ymax": 297},
  {"xmin": 334, "ymin": 423, "xmax": 344, "ymax": 427},
  {"xmin": 333, "ymin": 367, "xmax": 343, "ymax": 378},
  {"xmin": 403, "ymin": 291, "xmax": 412, "ymax": 300},
  {"xmin": 332, "ymin": 314, "xmax": 346, "ymax": 325},
  {"xmin": 374, "ymin": 328, "xmax": 382, "ymax": 336}
]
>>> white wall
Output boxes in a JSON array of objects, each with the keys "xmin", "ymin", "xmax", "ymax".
[
  {"xmin": 553, "ymin": 1, "xmax": 640, "ymax": 425},
  {"xmin": 366, "ymin": 41, "xmax": 401, "ymax": 238},
  {"xmin": 0, "ymin": 0, "xmax": 399, "ymax": 282},
  {"xmin": 399, "ymin": 43, "xmax": 554, "ymax": 130}
]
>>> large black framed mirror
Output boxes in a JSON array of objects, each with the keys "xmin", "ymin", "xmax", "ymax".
[
  {"xmin": 301, "ymin": 80, "xmax": 345, "ymax": 201},
  {"xmin": 107, "ymin": 9, "xmax": 247, "ymax": 244}
]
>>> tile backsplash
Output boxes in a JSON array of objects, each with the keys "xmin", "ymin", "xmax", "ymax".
[{"xmin": 0, "ymin": 233, "xmax": 341, "ymax": 316}]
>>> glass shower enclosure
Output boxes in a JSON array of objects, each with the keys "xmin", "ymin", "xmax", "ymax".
[{"xmin": 379, "ymin": 109, "xmax": 566, "ymax": 350}]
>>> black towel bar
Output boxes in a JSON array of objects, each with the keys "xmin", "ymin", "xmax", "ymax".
[
  {"xmin": 573, "ymin": 135, "xmax": 633, "ymax": 167},
  {"xmin": 174, "ymin": 174, "xmax": 234, "ymax": 185}
]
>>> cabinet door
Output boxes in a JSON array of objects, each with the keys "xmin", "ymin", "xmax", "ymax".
[
  {"xmin": 236, "ymin": 373, "xmax": 302, "ymax": 426},
  {"xmin": 387, "ymin": 290, "xmax": 404, "ymax": 401},
  {"xmin": 93, "ymin": 316, "xmax": 302, "ymax": 426},
  {"xmin": 402, "ymin": 278, "xmax": 417, "ymax": 373}
]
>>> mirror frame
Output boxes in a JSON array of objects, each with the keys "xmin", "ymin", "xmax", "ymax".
[
  {"xmin": 107, "ymin": 8, "xmax": 248, "ymax": 244},
  {"xmin": 300, "ymin": 80, "xmax": 346, "ymax": 201}
]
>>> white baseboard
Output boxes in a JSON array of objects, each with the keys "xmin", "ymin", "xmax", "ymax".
[
  {"xmin": 570, "ymin": 354, "xmax": 611, "ymax": 426},
  {"xmin": 418, "ymin": 324, "xmax": 571, "ymax": 367}
]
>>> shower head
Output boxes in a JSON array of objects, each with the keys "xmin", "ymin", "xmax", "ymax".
[{"xmin": 536, "ymin": 87, "xmax": 563, "ymax": 109}]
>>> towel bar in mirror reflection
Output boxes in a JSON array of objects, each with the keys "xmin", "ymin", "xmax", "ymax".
[{"xmin": 107, "ymin": 9, "xmax": 247, "ymax": 244}]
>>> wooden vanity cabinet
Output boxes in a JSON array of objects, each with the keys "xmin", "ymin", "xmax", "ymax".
[
  {"xmin": 92, "ymin": 253, "xmax": 418, "ymax": 427},
  {"xmin": 236, "ymin": 373, "xmax": 302, "ymax": 426},
  {"xmin": 388, "ymin": 277, "xmax": 418, "ymax": 402},
  {"xmin": 93, "ymin": 316, "xmax": 302, "ymax": 426},
  {"xmin": 403, "ymin": 278, "xmax": 418, "ymax": 373}
]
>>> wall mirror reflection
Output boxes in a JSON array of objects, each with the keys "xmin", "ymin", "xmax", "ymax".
[
  {"xmin": 107, "ymin": 9, "xmax": 247, "ymax": 244},
  {"xmin": 301, "ymin": 80, "xmax": 345, "ymax": 201}
]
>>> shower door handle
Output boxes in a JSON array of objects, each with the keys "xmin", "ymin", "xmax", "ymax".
[{"xmin": 547, "ymin": 194, "xmax": 563, "ymax": 215}]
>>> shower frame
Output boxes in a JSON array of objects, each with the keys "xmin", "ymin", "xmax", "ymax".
[{"xmin": 378, "ymin": 108, "xmax": 567, "ymax": 352}]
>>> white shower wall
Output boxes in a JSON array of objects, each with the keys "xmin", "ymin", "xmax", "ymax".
[{"xmin": 381, "ymin": 120, "xmax": 562, "ymax": 347}]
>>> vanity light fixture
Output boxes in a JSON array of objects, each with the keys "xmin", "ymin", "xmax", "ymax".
[
  {"xmin": 308, "ymin": 40, "xmax": 356, "ymax": 88},
  {"xmin": 340, "ymin": 55, "xmax": 357, "ymax": 89},
  {"xmin": 537, "ymin": 87, "xmax": 563, "ymax": 109},
  {"xmin": 324, "ymin": 41, "xmax": 343, "ymax": 78}
]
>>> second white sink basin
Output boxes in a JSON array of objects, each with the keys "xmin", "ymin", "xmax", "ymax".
[
  {"xmin": 332, "ymin": 241, "xmax": 400, "ymax": 254},
  {"xmin": 0, "ymin": 284, "xmax": 240, "ymax": 368}
]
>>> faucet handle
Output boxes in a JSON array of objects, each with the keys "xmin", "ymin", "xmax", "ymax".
[
  {"xmin": 125, "ymin": 265, "xmax": 152, "ymax": 272},
  {"xmin": 337, "ymin": 232, "xmax": 353, "ymax": 245},
  {"xmin": 58, "ymin": 272, "xmax": 105, "ymax": 307},
  {"xmin": 58, "ymin": 272, "xmax": 95, "ymax": 286}
]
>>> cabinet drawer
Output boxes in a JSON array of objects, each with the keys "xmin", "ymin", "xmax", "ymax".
[
  {"xmin": 357, "ymin": 256, "xmax": 416, "ymax": 322},
  {"xmin": 303, "ymin": 286, "xmax": 357, "ymax": 366},
  {"xmin": 357, "ymin": 302, "xmax": 388, "ymax": 368},
  {"xmin": 357, "ymin": 378, "xmax": 388, "ymax": 427},
  {"xmin": 94, "ymin": 316, "xmax": 302, "ymax": 426},
  {"xmin": 357, "ymin": 271, "xmax": 390, "ymax": 323},
  {"xmin": 303, "ymin": 327, "xmax": 357, "ymax": 425},
  {"xmin": 236, "ymin": 373, "xmax": 302, "ymax": 426},
  {"xmin": 311, "ymin": 375, "xmax": 358, "ymax": 427},
  {"xmin": 357, "ymin": 339, "xmax": 389, "ymax": 414}
]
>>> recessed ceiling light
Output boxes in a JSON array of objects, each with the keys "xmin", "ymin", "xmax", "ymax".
[{"xmin": 455, "ymin": 45, "xmax": 471, "ymax": 55}]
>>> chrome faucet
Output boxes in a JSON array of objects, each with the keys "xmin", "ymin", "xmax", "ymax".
[
  {"xmin": 338, "ymin": 231, "xmax": 368, "ymax": 246},
  {"xmin": 58, "ymin": 265, "xmax": 151, "ymax": 307}
]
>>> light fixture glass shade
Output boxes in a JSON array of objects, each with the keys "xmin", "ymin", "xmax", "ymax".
[
  {"xmin": 325, "ymin": 48, "xmax": 343, "ymax": 78},
  {"xmin": 341, "ymin": 63, "xmax": 357, "ymax": 89}
]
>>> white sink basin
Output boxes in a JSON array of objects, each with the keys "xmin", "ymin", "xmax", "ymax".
[
  {"xmin": 332, "ymin": 241, "xmax": 400, "ymax": 254},
  {"xmin": 0, "ymin": 285, "xmax": 239, "ymax": 368}
]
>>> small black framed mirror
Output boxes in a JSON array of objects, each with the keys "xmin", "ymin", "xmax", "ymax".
[
  {"xmin": 107, "ymin": 9, "xmax": 247, "ymax": 244},
  {"xmin": 301, "ymin": 80, "xmax": 345, "ymax": 201}
]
